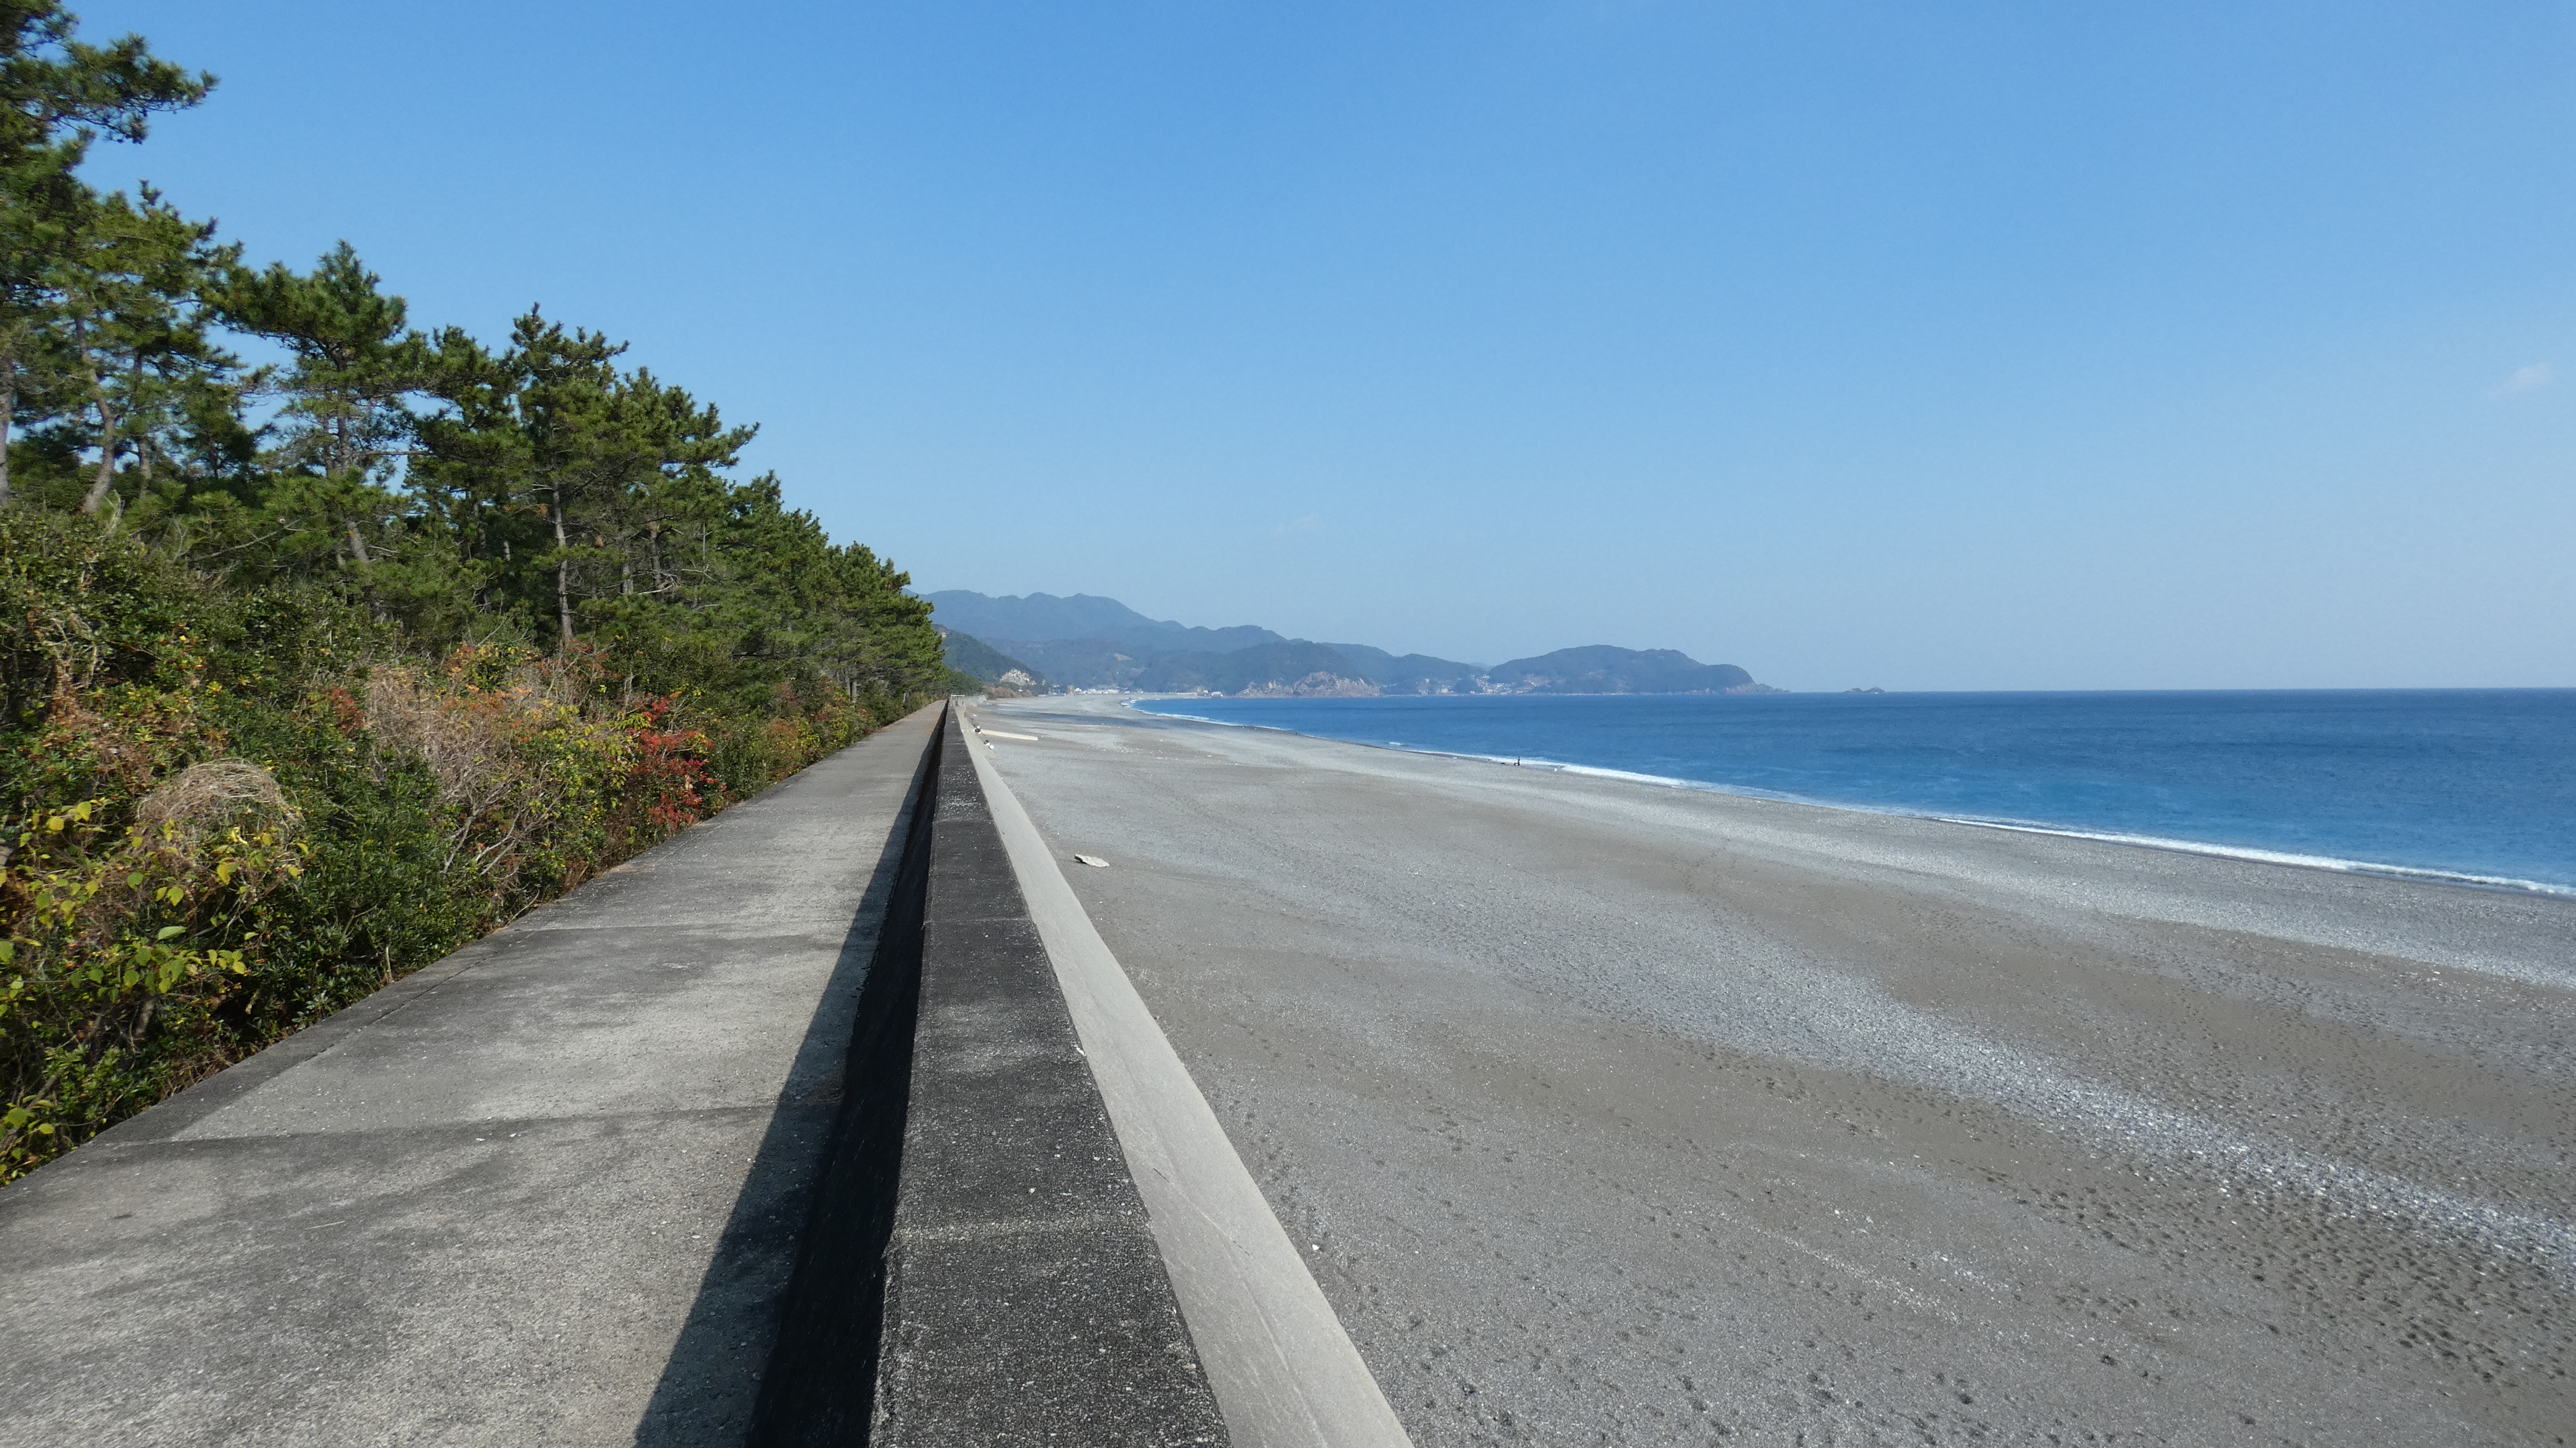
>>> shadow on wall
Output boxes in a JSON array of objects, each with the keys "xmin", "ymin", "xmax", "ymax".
[{"xmin": 632, "ymin": 721, "xmax": 942, "ymax": 1446}]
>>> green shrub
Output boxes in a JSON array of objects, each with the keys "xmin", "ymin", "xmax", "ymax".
[{"xmin": 1, "ymin": 515, "xmax": 939, "ymax": 1180}]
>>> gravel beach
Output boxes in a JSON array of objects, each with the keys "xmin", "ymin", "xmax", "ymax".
[{"xmin": 978, "ymin": 695, "xmax": 2574, "ymax": 1446}]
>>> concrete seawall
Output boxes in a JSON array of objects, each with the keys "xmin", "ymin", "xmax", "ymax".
[
  {"xmin": 754, "ymin": 706, "xmax": 1226, "ymax": 1443},
  {"xmin": 0, "ymin": 702, "xmax": 1242, "ymax": 1445}
]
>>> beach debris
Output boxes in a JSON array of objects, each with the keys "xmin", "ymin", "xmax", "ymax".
[{"xmin": 1073, "ymin": 853, "xmax": 1111, "ymax": 868}]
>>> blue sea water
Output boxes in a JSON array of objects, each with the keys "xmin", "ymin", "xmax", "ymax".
[{"xmin": 1130, "ymin": 691, "xmax": 2576, "ymax": 893}]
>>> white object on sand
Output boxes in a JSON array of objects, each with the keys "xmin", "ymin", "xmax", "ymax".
[{"xmin": 1072, "ymin": 853, "xmax": 1110, "ymax": 868}]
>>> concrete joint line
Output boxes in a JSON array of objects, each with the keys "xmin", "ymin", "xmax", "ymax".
[{"xmin": 964, "ymin": 730, "xmax": 1415, "ymax": 1448}]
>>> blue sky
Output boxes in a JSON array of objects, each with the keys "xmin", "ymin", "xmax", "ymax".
[{"xmin": 92, "ymin": 2, "xmax": 2576, "ymax": 689}]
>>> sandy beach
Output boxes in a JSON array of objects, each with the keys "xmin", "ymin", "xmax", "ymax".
[{"xmin": 979, "ymin": 694, "xmax": 2574, "ymax": 1445}]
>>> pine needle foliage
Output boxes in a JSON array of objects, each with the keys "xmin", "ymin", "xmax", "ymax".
[{"xmin": 0, "ymin": 5, "xmax": 950, "ymax": 1179}]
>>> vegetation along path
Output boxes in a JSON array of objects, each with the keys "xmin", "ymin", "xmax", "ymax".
[
  {"xmin": 0, "ymin": 3, "xmax": 970, "ymax": 1180},
  {"xmin": 0, "ymin": 706, "xmax": 940, "ymax": 1446}
]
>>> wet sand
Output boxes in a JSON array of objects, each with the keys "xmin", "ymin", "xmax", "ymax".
[{"xmin": 980, "ymin": 696, "xmax": 2574, "ymax": 1446}]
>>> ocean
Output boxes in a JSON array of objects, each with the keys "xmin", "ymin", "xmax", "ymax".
[{"xmin": 1129, "ymin": 690, "xmax": 2576, "ymax": 894}]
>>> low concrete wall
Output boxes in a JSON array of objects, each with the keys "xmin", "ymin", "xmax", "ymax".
[
  {"xmin": 754, "ymin": 705, "xmax": 1226, "ymax": 1445},
  {"xmin": 0, "ymin": 707, "xmax": 946, "ymax": 1447},
  {"xmin": 0, "ymin": 702, "xmax": 1225, "ymax": 1446}
]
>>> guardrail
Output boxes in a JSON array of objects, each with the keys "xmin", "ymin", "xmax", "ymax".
[{"xmin": 752, "ymin": 703, "xmax": 1226, "ymax": 1445}]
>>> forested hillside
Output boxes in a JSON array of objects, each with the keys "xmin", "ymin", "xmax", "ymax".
[
  {"xmin": 934, "ymin": 627, "xmax": 1044, "ymax": 693},
  {"xmin": 0, "ymin": 5, "xmax": 953, "ymax": 1180}
]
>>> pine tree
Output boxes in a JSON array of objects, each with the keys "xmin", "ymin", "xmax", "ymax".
[
  {"xmin": 0, "ymin": 1, "xmax": 208, "ymax": 504},
  {"xmin": 417, "ymin": 310, "xmax": 753, "ymax": 649},
  {"xmin": 42, "ymin": 183, "xmax": 235, "ymax": 517},
  {"xmin": 210, "ymin": 243, "xmax": 452, "ymax": 610}
]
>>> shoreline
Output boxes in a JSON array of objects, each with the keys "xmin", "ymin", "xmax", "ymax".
[
  {"xmin": 978, "ymin": 693, "xmax": 2576, "ymax": 1443},
  {"xmin": 1120, "ymin": 693, "xmax": 2576, "ymax": 900}
]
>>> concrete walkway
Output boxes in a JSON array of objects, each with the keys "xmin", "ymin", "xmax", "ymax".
[{"xmin": 0, "ymin": 706, "xmax": 941, "ymax": 1447}]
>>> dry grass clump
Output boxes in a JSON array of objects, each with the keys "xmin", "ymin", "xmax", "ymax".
[
  {"xmin": 132, "ymin": 759, "xmax": 292, "ymax": 848},
  {"xmin": 362, "ymin": 660, "xmax": 631, "ymax": 888},
  {"xmin": 363, "ymin": 665, "xmax": 518, "ymax": 810}
]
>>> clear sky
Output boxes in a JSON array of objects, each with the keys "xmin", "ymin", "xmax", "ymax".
[{"xmin": 89, "ymin": 2, "xmax": 2576, "ymax": 689}]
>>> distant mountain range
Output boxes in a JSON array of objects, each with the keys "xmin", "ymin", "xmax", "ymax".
[
  {"xmin": 924, "ymin": 590, "xmax": 1776, "ymax": 697},
  {"xmin": 926, "ymin": 591, "xmax": 1282, "ymax": 655}
]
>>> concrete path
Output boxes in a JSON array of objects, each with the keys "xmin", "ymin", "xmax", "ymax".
[
  {"xmin": 0, "ymin": 706, "xmax": 941, "ymax": 1447},
  {"xmin": 980, "ymin": 695, "xmax": 2576, "ymax": 1447}
]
